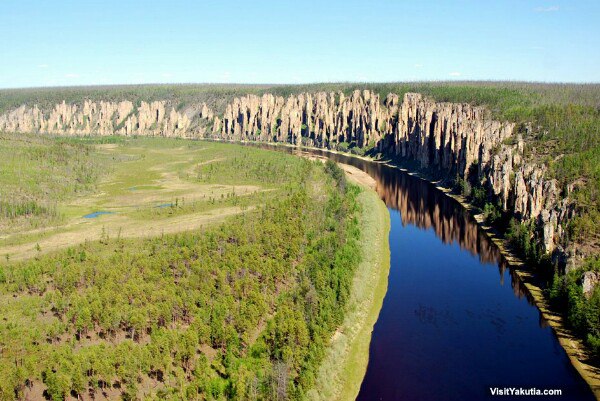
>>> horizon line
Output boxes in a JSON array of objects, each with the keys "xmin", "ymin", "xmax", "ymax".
[{"xmin": 2, "ymin": 80, "xmax": 600, "ymax": 91}]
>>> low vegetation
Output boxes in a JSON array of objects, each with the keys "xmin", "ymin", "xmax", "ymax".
[{"xmin": 0, "ymin": 132, "xmax": 105, "ymax": 232}]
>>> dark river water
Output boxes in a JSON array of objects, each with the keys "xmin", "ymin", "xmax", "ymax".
[{"xmin": 257, "ymin": 144, "xmax": 595, "ymax": 401}]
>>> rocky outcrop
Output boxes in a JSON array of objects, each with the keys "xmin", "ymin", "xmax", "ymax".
[
  {"xmin": 214, "ymin": 90, "xmax": 388, "ymax": 147},
  {"xmin": 0, "ymin": 91, "xmax": 577, "ymax": 268},
  {"xmin": 212, "ymin": 91, "xmax": 516, "ymax": 176},
  {"xmin": 390, "ymin": 93, "xmax": 514, "ymax": 176},
  {"xmin": 0, "ymin": 100, "xmax": 210, "ymax": 138},
  {"xmin": 583, "ymin": 271, "xmax": 600, "ymax": 298}
]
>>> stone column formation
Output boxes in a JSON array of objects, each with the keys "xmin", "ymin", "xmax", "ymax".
[{"xmin": 0, "ymin": 91, "xmax": 570, "ymax": 259}]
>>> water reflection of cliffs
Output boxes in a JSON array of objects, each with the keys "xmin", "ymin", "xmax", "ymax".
[
  {"xmin": 376, "ymin": 163, "xmax": 538, "ymax": 304},
  {"xmin": 374, "ymin": 162, "xmax": 535, "ymax": 302},
  {"xmin": 376, "ymin": 167, "xmax": 500, "ymax": 265},
  {"xmin": 312, "ymin": 151, "xmax": 498, "ymax": 263},
  {"xmin": 303, "ymin": 149, "xmax": 533, "ymax": 302}
]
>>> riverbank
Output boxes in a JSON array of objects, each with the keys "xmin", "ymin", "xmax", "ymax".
[{"xmin": 308, "ymin": 175, "xmax": 391, "ymax": 401}]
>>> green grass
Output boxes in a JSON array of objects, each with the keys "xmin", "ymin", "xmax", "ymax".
[
  {"xmin": 127, "ymin": 190, "xmax": 269, "ymax": 221},
  {"xmin": 192, "ymin": 144, "xmax": 307, "ymax": 187},
  {"xmin": 128, "ymin": 185, "xmax": 163, "ymax": 191}
]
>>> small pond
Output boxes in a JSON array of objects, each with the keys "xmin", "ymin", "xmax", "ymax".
[{"xmin": 82, "ymin": 211, "xmax": 115, "ymax": 219}]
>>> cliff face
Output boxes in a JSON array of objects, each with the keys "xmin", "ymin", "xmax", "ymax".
[
  {"xmin": 216, "ymin": 90, "xmax": 387, "ymax": 147},
  {"xmin": 489, "ymin": 141, "xmax": 573, "ymax": 258},
  {"xmin": 0, "ymin": 91, "xmax": 574, "ymax": 267},
  {"xmin": 391, "ymin": 93, "xmax": 513, "ymax": 175},
  {"xmin": 0, "ymin": 100, "xmax": 214, "ymax": 138}
]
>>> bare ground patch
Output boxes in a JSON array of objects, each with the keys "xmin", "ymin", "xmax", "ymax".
[{"xmin": 1, "ymin": 206, "xmax": 254, "ymax": 261}]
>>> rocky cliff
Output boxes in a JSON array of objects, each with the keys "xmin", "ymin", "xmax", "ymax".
[
  {"xmin": 0, "ymin": 91, "xmax": 577, "ymax": 269},
  {"xmin": 0, "ymin": 100, "xmax": 215, "ymax": 138}
]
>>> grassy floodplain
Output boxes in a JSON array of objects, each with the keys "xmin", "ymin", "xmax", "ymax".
[{"xmin": 0, "ymin": 135, "xmax": 298, "ymax": 261}]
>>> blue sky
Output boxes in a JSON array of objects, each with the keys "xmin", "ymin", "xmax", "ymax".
[{"xmin": 1, "ymin": 0, "xmax": 598, "ymax": 88}]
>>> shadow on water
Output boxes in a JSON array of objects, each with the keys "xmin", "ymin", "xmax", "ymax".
[{"xmin": 252, "ymin": 144, "xmax": 594, "ymax": 401}]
